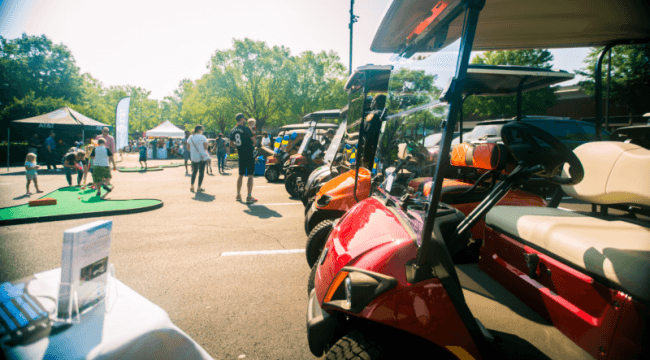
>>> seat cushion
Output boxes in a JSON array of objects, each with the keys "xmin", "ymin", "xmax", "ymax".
[{"xmin": 486, "ymin": 206, "xmax": 650, "ymax": 302}]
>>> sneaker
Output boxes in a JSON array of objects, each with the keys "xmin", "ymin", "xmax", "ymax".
[
  {"xmin": 236, "ymin": 194, "xmax": 242, "ymax": 201},
  {"xmin": 246, "ymin": 196, "xmax": 258, "ymax": 204},
  {"xmin": 190, "ymin": 187, "xmax": 195, "ymax": 192},
  {"xmin": 36, "ymin": 190, "xmax": 43, "ymax": 193},
  {"xmin": 197, "ymin": 188, "xmax": 205, "ymax": 192},
  {"xmin": 26, "ymin": 192, "xmax": 32, "ymax": 195}
]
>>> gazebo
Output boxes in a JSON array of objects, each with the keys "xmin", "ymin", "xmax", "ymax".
[{"xmin": 143, "ymin": 121, "xmax": 185, "ymax": 138}]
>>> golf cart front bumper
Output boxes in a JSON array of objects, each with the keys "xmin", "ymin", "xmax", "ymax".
[{"xmin": 306, "ymin": 288, "xmax": 339, "ymax": 357}]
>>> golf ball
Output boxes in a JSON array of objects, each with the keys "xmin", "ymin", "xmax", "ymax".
[{"xmin": 78, "ymin": 197, "xmax": 81, "ymax": 200}]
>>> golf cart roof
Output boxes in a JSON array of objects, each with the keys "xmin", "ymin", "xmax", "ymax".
[
  {"xmin": 303, "ymin": 109, "xmax": 341, "ymax": 120},
  {"xmin": 465, "ymin": 64, "xmax": 574, "ymax": 96},
  {"xmin": 344, "ymin": 64, "xmax": 394, "ymax": 93},
  {"xmin": 372, "ymin": 0, "xmax": 650, "ymax": 55},
  {"xmin": 279, "ymin": 123, "xmax": 338, "ymax": 131}
]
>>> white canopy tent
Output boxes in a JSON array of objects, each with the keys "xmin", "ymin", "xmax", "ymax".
[{"xmin": 143, "ymin": 121, "xmax": 185, "ymax": 138}]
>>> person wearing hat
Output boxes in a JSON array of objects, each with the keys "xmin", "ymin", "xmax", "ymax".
[
  {"xmin": 322, "ymin": 128, "xmax": 336, "ymax": 149},
  {"xmin": 229, "ymin": 113, "xmax": 257, "ymax": 203}
]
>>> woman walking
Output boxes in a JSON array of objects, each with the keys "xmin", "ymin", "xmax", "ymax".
[{"xmin": 188, "ymin": 125, "xmax": 209, "ymax": 192}]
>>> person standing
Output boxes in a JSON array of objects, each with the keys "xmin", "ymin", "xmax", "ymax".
[
  {"xmin": 230, "ymin": 114, "xmax": 257, "ymax": 203},
  {"xmin": 90, "ymin": 138, "xmax": 117, "ymax": 199},
  {"xmin": 216, "ymin": 133, "xmax": 227, "ymax": 173},
  {"xmin": 96, "ymin": 127, "xmax": 116, "ymax": 184},
  {"xmin": 28, "ymin": 133, "xmax": 42, "ymax": 157},
  {"xmin": 181, "ymin": 131, "xmax": 191, "ymax": 175},
  {"xmin": 261, "ymin": 132, "xmax": 271, "ymax": 149},
  {"xmin": 45, "ymin": 131, "xmax": 58, "ymax": 170},
  {"xmin": 188, "ymin": 125, "xmax": 209, "ymax": 192},
  {"xmin": 24, "ymin": 153, "xmax": 43, "ymax": 194},
  {"xmin": 138, "ymin": 141, "xmax": 148, "ymax": 169}
]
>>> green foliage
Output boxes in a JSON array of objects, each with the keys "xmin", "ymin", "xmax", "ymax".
[
  {"xmin": 464, "ymin": 50, "xmax": 558, "ymax": 119},
  {"xmin": 577, "ymin": 44, "xmax": 650, "ymax": 115}
]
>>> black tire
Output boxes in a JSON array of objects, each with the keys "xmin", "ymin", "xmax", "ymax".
[
  {"xmin": 285, "ymin": 172, "xmax": 306, "ymax": 198},
  {"xmin": 307, "ymin": 262, "xmax": 318, "ymax": 295},
  {"xmin": 325, "ymin": 331, "xmax": 386, "ymax": 360},
  {"xmin": 306, "ymin": 219, "xmax": 334, "ymax": 268},
  {"xmin": 265, "ymin": 166, "xmax": 280, "ymax": 182}
]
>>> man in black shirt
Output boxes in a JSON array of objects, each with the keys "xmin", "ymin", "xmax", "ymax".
[
  {"xmin": 361, "ymin": 94, "xmax": 386, "ymax": 169},
  {"xmin": 230, "ymin": 113, "xmax": 257, "ymax": 203}
]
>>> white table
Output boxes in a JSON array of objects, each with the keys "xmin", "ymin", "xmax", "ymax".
[{"xmin": 1, "ymin": 268, "xmax": 212, "ymax": 360}]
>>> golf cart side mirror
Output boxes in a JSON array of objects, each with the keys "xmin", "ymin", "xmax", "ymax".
[{"xmin": 397, "ymin": 143, "xmax": 408, "ymax": 160}]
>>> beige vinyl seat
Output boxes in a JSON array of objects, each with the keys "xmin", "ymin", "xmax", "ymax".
[{"xmin": 485, "ymin": 142, "xmax": 650, "ymax": 302}]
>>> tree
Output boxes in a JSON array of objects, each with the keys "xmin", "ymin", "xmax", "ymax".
[
  {"xmin": 577, "ymin": 44, "xmax": 650, "ymax": 123},
  {"xmin": 0, "ymin": 34, "xmax": 83, "ymax": 107},
  {"xmin": 463, "ymin": 50, "xmax": 557, "ymax": 119},
  {"xmin": 207, "ymin": 38, "xmax": 294, "ymax": 131},
  {"xmin": 284, "ymin": 50, "xmax": 348, "ymax": 121},
  {"xmin": 161, "ymin": 78, "xmax": 193, "ymax": 126}
]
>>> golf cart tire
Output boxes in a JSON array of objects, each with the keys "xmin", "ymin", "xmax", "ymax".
[
  {"xmin": 308, "ymin": 262, "xmax": 317, "ymax": 295},
  {"xmin": 306, "ymin": 219, "xmax": 334, "ymax": 268},
  {"xmin": 285, "ymin": 172, "xmax": 306, "ymax": 198},
  {"xmin": 325, "ymin": 331, "xmax": 385, "ymax": 360},
  {"xmin": 265, "ymin": 167, "xmax": 280, "ymax": 182}
]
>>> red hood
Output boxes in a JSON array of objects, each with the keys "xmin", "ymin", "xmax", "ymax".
[{"xmin": 316, "ymin": 197, "xmax": 417, "ymax": 301}]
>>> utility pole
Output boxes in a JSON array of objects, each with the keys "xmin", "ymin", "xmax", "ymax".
[{"xmin": 349, "ymin": 0, "xmax": 359, "ymax": 75}]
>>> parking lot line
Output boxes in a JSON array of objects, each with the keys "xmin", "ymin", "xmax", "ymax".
[
  {"xmin": 249, "ymin": 203, "xmax": 302, "ymax": 206},
  {"xmin": 221, "ymin": 249, "xmax": 305, "ymax": 256}
]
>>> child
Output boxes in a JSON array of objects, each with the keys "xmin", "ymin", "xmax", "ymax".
[
  {"xmin": 82, "ymin": 144, "xmax": 95, "ymax": 189},
  {"xmin": 90, "ymin": 138, "xmax": 117, "ymax": 199},
  {"xmin": 138, "ymin": 141, "xmax": 148, "ymax": 168},
  {"xmin": 24, "ymin": 153, "xmax": 43, "ymax": 195},
  {"xmin": 63, "ymin": 149, "xmax": 86, "ymax": 186},
  {"xmin": 205, "ymin": 143, "xmax": 213, "ymax": 175}
]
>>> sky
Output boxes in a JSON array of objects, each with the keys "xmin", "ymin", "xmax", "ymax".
[{"xmin": 0, "ymin": 0, "xmax": 592, "ymax": 101}]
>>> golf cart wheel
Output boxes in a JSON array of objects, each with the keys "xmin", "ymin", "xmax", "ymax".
[
  {"xmin": 307, "ymin": 262, "xmax": 317, "ymax": 295},
  {"xmin": 285, "ymin": 172, "xmax": 306, "ymax": 198},
  {"xmin": 306, "ymin": 219, "xmax": 334, "ymax": 268},
  {"xmin": 325, "ymin": 331, "xmax": 386, "ymax": 360},
  {"xmin": 265, "ymin": 167, "xmax": 280, "ymax": 182}
]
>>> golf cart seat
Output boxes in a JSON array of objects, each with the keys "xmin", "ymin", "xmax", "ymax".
[{"xmin": 485, "ymin": 142, "xmax": 650, "ymax": 302}]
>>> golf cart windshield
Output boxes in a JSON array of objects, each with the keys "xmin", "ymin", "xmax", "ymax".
[
  {"xmin": 323, "ymin": 116, "xmax": 348, "ymax": 165},
  {"xmin": 298, "ymin": 110, "xmax": 341, "ymax": 155},
  {"xmin": 373, "ymin": 36, "xmax": 463, "ymax": 240}
]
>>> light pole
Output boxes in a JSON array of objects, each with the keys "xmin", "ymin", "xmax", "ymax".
[{"xmin": 349, "ymin": 0, "xmax": 359, "ymax": 75}]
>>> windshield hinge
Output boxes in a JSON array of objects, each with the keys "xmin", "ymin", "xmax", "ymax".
[{"xmin": 440, "ymin": 77, "xmax": 466, "ymax": 103}]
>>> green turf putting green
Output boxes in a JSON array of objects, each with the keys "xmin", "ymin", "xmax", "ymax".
[
  {"xmin": 0, "ymin": 186, "xmax": 163, "ymax": 226},
  {"xmin": 117, "ymin": 167, "xmax": 164, "ymax": 172}
]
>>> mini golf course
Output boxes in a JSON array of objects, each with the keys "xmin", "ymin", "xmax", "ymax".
[
  {"xmin": 116, "ymin": 163, "xmax": 183, "ymax": 172},
  {"xmin": 0, "ymin": 187, "xmax": 163, "ymax": 226}
]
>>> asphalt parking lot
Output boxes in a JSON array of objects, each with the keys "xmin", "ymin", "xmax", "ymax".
[{"xmin": 0, "ymin": 154, "xmax": 315, "ymax": 359}]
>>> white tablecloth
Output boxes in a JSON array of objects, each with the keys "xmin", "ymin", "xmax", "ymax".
[{"xmin": 1, "ymin": 268, "xmax": 212, "ymax": 360}]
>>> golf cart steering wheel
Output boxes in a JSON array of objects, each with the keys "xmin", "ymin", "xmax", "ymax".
[{"xmin": 501, "ymin": 122, "xmax": 584, "ymax": 185}]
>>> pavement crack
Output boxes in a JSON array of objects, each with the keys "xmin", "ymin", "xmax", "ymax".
[{"xmin": 153, "ymin": 253, "xmax": 223, "ymax": 302}]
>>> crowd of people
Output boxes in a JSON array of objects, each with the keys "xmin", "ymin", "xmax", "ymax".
[{"xmin": 22, "ymin": 116, "xmax": 267, "ymax": 204}]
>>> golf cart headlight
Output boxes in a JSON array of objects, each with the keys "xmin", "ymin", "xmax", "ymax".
[
  {"xmin": 345, "ymin": 277, "xmax": 352, "ymax": 307},
  {"xmin": 317, "ymin": 194, "xmax": 332, "ymax": 206}
]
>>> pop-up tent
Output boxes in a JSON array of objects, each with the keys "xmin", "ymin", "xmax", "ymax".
[
  {"xmin": 6, "ymin": 107, "xmax": 112, "ymax": 170},
  {"xmin": 11, "ymin": 107, "xmax": 112, "ymax": 132},
  {"xmin": 143, "ymin": 120, "xmax": 185, "ymax": 138}
]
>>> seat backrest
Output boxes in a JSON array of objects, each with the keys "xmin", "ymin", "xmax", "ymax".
[{"xmin": 561, "ymin": 142, "xmax": 650, "ymax": 206}]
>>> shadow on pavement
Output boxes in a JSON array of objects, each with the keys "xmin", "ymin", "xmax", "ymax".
[
  {"xmin": 192, "ymin": 193, "xmax": 215, "ymax": 202},
  {"xmin": 244, "ymin": 205, "xmax": 282, "ymax": 219},
  {"xmin": 13, "ymin": 194, "xmax": 31, "ymax": 200}
]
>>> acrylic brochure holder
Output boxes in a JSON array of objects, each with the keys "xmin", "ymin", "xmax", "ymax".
[{"xmin": 54, "ymin": 263, "xmax": 118, "ymax": 324}]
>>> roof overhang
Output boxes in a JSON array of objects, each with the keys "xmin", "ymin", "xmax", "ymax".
[
  {"xmin": 303, "ymin": 109, "xmax": 341, "ymax": 120},
  {"xmin": 372, "ymin": 0, "xmax": 650, "ymax": 55},
  {"xmin": 464, "ymin": 64, "xmax": 574, "ymax": 96},
  {"xmin": 344, "ymin": 64, "xmax": 394, "ymax": 93}
]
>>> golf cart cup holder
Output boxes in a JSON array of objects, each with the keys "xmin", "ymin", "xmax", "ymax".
[{"xmin": 500, "ymin": 122, "xmax": 584, "ymax": 185}]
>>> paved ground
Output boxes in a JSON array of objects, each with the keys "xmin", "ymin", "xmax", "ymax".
[{"xmin": 1, "ymin": 154, "xmax": 314, "ymax": 359}]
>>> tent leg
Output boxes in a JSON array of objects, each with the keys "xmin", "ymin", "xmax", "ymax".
[
  {"xmin": 82, "ymin": 130, "xmax": 85, "ymax": 146},
  {"xmin": 7, "ymin": 128, "xmax": 9, "ymax": 172}
]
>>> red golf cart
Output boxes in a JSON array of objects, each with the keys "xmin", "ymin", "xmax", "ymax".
[{"xmin": 306, "ymin": 1, "xmax": 650, "ymax": 359}]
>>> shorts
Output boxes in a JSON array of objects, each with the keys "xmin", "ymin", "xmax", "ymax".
[
  {"xmin": 184, "ymin": 150, "xmax": 191, "ymax": 161},
  {"xmin": 139, "ymin": 155, "xmax": 147, "ymax": 162},
  {"xmin": 26, "ymin": 173, "xmax": 37, "ymax": 181},
  {"xmin": 238, "ymin": 153, "xmax": 255, "ymax": 176},
  {"xmin": 92, "ymin": 166, "xmax": 111, "ymax": 183}
]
